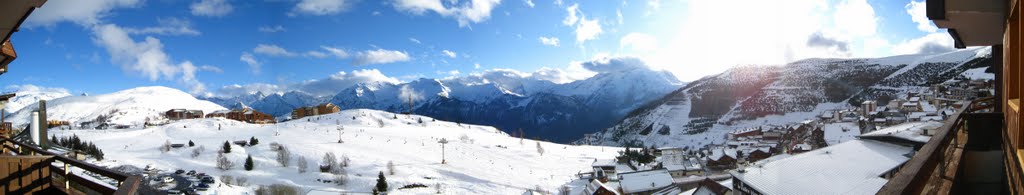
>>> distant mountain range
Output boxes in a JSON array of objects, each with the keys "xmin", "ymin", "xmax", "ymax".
[
  {"xmin": 577, "ymin": 47, "xmax": 993, "ymax": 148},
  {"xmin": 203, "ymin": 57, "xmax": 684, "ymax": 142}
]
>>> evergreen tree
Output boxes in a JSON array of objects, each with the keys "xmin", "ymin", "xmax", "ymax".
[
  {"xmin": 250, "ymin": 136, "xmax": 259, "ymax": 146},
  {"xmin": 375, "ymin": 171, "xmax": 388, "ymax": 192},
  {"xmin": 244, "ymin": 155, "xmax": 254, "ymax": 171},
  {"xmin": 188, "ymin": 140, "xmax": 195, "ymax": 147},
  {"xmin": 222, "ymin": 141, "xmax": 232, "ymax": 153}
]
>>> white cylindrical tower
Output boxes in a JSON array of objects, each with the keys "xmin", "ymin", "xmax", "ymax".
[{"xmin": 30, "ymin": 111, "xmax": 40, "ymax": 145}]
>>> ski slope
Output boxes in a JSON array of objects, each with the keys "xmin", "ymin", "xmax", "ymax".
[{"xmin": 54, "ymin": 109, "xmax": 619, "ymax": 194}]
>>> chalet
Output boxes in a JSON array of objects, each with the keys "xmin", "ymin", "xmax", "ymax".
[
  {"xmin": 592, "ymin": 159, "xmax": 618, "ymax": 182},
  {"xmin": 746, "ymin": 147, "xmax": 772, "ymax": 162},
  {"xmin": 706, "ymin": 149, "xmax": 737, "ymax": 169},
  {"xmin": 655, "ymin": 147, "xmax": 684, "ymax": 157},
  {"xmin": 664, "ymin": 157, "xmax": 703, "ymax": 178},
  {"xmin": 617, "ymin": 169, "xmax": 674, "ymax": 195},
  {"xmin": 727, "ymin": 128, "xmax": 761, "ymax": 140},
  {"xmin": 165, "ymin": 109, "xmax": 204, "ymax": 120},
  {"xmin": 208, "ymin": 108, "xmax": 276, "ymax": 124},
  {"xmin": 580, "ymin": 179, "xmax": 620, "ymax": 195},
  {"xmin": 691, "ymin": 178, "xmax": 732, "ymax": 195},
  {"xmin": 861, "ymin": 100, "xmax": 877, "ymax": 116},
  {"xmin": 291, "ymin": 103, "xmax": 341, "ymax": 119}
]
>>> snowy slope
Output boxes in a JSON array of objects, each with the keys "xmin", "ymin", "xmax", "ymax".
[
  {"xmin": 55, "ymin": 109, "xmax": 619, "ymax": 194},
  {"xmin": 8, "ymin": 86, "xmax": 226, "ymax": 128},
  {"xmin": 584, "ymin": 47, "xmax": 991, "ymax": 148},
  {"xmin": 2, "ymin": 85, "xmax": 72, "ymax": 113}
]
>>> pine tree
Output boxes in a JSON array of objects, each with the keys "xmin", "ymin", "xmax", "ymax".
[
  {"xmin": 244, "ymin": 155, "xmax": 254, "ymax": 171},
  {"xmin": 188, "ymin": 140, "xmax": 195, "ymax": 147},
  {"xmin": 250, "ymin": 136, "xmax": 259, "ymax": 146},
  {"xmin": 375, "ymin": 171, "xmax": 388, "ymax": 192},
  {"xmin": 222, "ymin": 141, "xmax": 232, "ymax": 153}
]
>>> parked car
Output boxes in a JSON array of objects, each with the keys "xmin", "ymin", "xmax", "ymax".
[
  {"xmin": 200, "ymin": 177, "xmax": 215, "ymax": 184},
  {"xmin": 196, "ymin": 183, "xmax": 210, "ymax": 189},
  {"xmin": 166, "ymin": 189, "xmax": 181, "ymax": 194},
  {"xmin": 163, "ymin": 177, "xmax": 174, "ymax": 183},
  {"xmin": 186, "ymin": 170, "xmax": 196, "ymax": 175},
  {"xmin": 174, "ymin": 169, "xmax": 185, "ymax": 174}
]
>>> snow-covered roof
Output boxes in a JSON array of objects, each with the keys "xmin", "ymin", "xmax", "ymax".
[
  {"xmin": 592, "ymin": 159, "xmax": 616, "ymax": 167},
  {"xmin": 730, "ymin": 139, "xmax": 912, "ymax": 194},
  {"xmin": 617, "ymin": 169, "xmax": 674, "ymax": 194},
  {"xmin": 582, "ymin": 179, "xmax": 620, "ymax": 195},
  {"xmin": 708, "ymin": 148, "xmax": 736, "ymax": 161},
  {"xmin": 860, "ymin": 121, "xmax": 942, "ymax": 144}
]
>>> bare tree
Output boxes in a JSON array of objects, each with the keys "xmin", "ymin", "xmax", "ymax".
[
  {"xmin": 191, "ymin": 145, "xmax": 205, "ymax": 158},
  {"xmin": 536, "ymin": 141, "xmax": 544, "ymax": 156},
  {"xmin": 276, "ymin": 145, "xmax": 290, "ymax": 167},
  {"xmin": 387, "ymin": 161, "xmax": 396, "ymax": 175},
  {"xmin": 340, "ymin": 154, "xmax": 350, "ymax": 167},
  {"xmin": 320, "ymin": 152, "xmax": 338, "ymax": 172},
  {"xmin": 297, "ymin": 156, "xmax": 308, "ymax": 173},
  {"xmin": 217, "ymin": 153, "xmax": 234, "ymax": 170}
]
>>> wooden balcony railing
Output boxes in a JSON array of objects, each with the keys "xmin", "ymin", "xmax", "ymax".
[
  {"xmin": 877, "ymin": 97, "xmax": 999, "ymax": 194},
  {"xmin": 0, "ymin": 137, "xmax": 140, "ymax": 195}
]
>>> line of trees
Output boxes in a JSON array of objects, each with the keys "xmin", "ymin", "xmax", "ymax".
[{"xmin": 50, "ymin": 135, "xmax": 105, "ymax": 161}]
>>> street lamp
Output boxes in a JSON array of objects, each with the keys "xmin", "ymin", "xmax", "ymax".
[{"xmin": 438, "ymin": 138, "xmax": 448, "ymax": 164}]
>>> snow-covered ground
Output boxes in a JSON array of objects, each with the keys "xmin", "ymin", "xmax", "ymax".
[
  {"xmin": 53, "ymin": 109, "xmax": 619, "ymax": 194},
  {"xmin": 8, "ymin": 86, "xmax": 226, "ymax": 128}
]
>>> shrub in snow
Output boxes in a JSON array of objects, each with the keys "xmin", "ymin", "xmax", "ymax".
[
  {"xmin": 188, "ymin": 140, "xmax": 194, "ymax": 147},
  {"xmin": 220, "ymin": 175, "xmax": 233, "ymax": 185},
  {"xmin": 191, "ymin": 145, "xmax": 205, "ymax": 158},
  {"xmin": 340, "ymin": 154, "xmax": 350, "ymax": 167},
  {"xmin": 244, "ymin": 155, "xmax": 254, "ymax": 171},
  {"xmin": 333, "ymin": 169, "xmax": 348, "ymax": 186},
  {"xmin": 249, "ymin": 136, "xmax": 259, "ymax": 146},
  {"xmin": 221, "ymin": 141, "xmax": 232, "ymax": 153},
  {"xmin": 276, "ymin": 145, "xmax": 290, "ymax": 167},
  {"xmin": 297, "ymin": 156, "xmax": 308, "ymax": 173},
  {"xmin": 255, "ymin": 184, "xmax": 300, "ymax": 195},
  {"xmin": 217, "ymin": 153, "xmax": 234, "ymax": 170},
  {"xmin": 160, "ymin": 140, "xmax": 171, "ymax": 153},
  {"xmin": 320, "ymin": 152, "xmax": 338, "ymax": 172},
  {"xmin": 235, "ymin": 176, "xmax": 249, "ymax": 186}
]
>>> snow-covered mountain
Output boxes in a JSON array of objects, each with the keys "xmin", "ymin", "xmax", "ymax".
[
  {"xmin": 2, "ymin": 85, "xmax": 72, "ymax": 113},
  {"xmin": 205, "ymin": 59, "xmax": 683, "ymax": 142},
  {"xmin": 8, "ymin": 86, "xmax": 226, "ymax": 128},
  {"xmin": 581, "ymin": 47, "xmax": 992, "ymax": 147},
  {"xmin": 56, "ymin": 109, "xmax": 619, "ymax": 194}
]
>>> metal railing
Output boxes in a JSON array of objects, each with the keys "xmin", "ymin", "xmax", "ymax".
[
  {"xmin": 0, "ymin": 136, "xmax": 140, "ymax": 195},
  {"xmin": 877, "ymin": 97, "xmax": 997, "ymax": 194}
]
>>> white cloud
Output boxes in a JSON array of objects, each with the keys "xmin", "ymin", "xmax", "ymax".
[
  {"xmin": 561, "ymin": 3, "xmax": 602, "ymax": 44},
  {"xmin": 352, "ymin": 49, "xmax": 412, "ymax": 65},
  {"xmin": 616, "ymin": 9, "xmax": 623, "ymax": 25},
  {"xmin": 834, "ymin": 0, "xmax": 878, "ymax": 37},
  {"xmin": 296, "ymin": 69, "xmax": 401, "ymax": 96},
  {"xmin": 191, "ymin": 0, "xmax": 234, "ymax": 17},
  {"xmin": 292, "ymin": 0, "xmax": 354, "ymax": 16},
  {"xmin": 620, "ymin": 33, "xmax": 657, "ymax": 52},
  {"xmin": 217, "ymin": 83, "xmax": 283, "ymax": 97},
  {"xmin": 199, "ymin": 65, "xmax": 223, "ymax": 73},
  {"xmin": 442, "ymin": 50, "xmax": 457, "ymax": 58},
  {"xmin": 24, "ymin": 0, "xmax": 142, "ymax": 27},
  {"xmin": 393, "ymin": 0, "xmax": 502, "ymax": 27},
  {"xmin": 399, "ymin": 85, "xmax": 424, "ymax": 103},
  {"xmin": 91, "ymin": 24, "xmax": 209, "ymax": 93},
  {"xmin": 305, "ymin": 51, "xmax": 329, "ymax": 58},
  {"xmin": 646, "ymin": 0, "xmax": 660, "ymax": 15},
  {"xmin": 123, "ymin": 17, "xmax": 201, "ymax": 36},
  {"xmin": 258, "ymin": 25, "xmax": 287, "ymax": 33},
  {"xmin": 524, "ymin": 0, "xmax": 535, "ymax": 8},
  {"xmin": 239, "ymin": 52, "xmax": 261, "ymax": 74},
  {"xmin": 574, "ymin": 17, "xmax": 602, "ymax": 44},
  {"xmin": 893, "ymin": 33, "xmax": 955, "ymax": 55},
  {"xmin": 253, "ymin": 44, "xmax": 298, "ymax": 57},
  {"xmin": 321, "ymin": 46, "xmax": 350, "ymax": 58},
  {"xmin": 539, "ymin": 36, "xmax": 560, "ymax": 46},
  {"xmin": 474, "ymin": 63, "xmax": 481, "ymax": 69},
  {"xmin": 562, "ymin": 3, "xmax": 579, "ymax": 26},
  {"xmin": 905, "ymin": 0, "xmax": 937, "ymax": 33},
  {"xmin": 409, "ymin": 38, "xmax": 422, "ymax": 44}
]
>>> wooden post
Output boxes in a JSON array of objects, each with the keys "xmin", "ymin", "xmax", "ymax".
[{"xmin": 64, "ymin": 162, "xmax": 69, "ymax": 190}]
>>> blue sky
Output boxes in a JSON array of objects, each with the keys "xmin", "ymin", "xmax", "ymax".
[{"xmin": 2, "ymin": 0, "xmax": 955, "ymax": 96}]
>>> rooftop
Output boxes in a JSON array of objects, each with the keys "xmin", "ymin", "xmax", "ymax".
[
  {"xmin": 617, "ymin": 169, "xmax": 674, "ymax": 194},
  {"xmin": 730, "ymin": 139, "xmax": 913, "ymax": 194},
  {"xmin": 860, "ymin": 121, "xmax": 942, "ymax": 144}
]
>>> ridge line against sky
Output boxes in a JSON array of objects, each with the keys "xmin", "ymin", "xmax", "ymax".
[{"xmin": 4, "ymin": 0, "xmax": 954, "ymax": 96}]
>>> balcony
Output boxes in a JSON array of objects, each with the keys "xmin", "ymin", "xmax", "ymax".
[
  {"xmin": 878, "ymin": 97, "xmax": 1008, "ymax": 194},
  {"xmin": 0, "ymin": 137, "xmax": 141, "ymax": 195}
]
